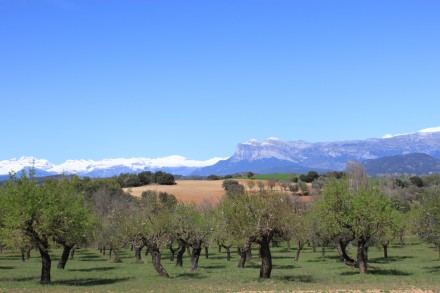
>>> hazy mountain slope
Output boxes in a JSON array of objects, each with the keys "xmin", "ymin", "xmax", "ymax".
[{"xmin": 363, "ymin": 153, "xmax": 440, "ymax": 176}]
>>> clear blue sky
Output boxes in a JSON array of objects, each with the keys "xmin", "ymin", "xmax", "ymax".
[{"xmin": 1, "ymin": 0, "xmax": 439, "ymax": 163}]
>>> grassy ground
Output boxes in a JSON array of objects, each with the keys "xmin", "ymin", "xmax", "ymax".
[{"xmin": 0, "ymin": 238, "xmax": 439, "ymax": 292}]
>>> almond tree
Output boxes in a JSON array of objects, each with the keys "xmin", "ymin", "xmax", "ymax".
[
  {"xmin": 217, "ymin": 191, "xmax": 292, "ymax": 278},
  {"xmin": 172, "ymin": 203, "xmax": 212, "ymax": 271},
  {"xmin": 0, "ymin": 172, "xmax": 96, "ymax": 283},
  {"xmin": 417, "ymin": 187, "xmax": 440, "ymax": 258},
  {"xmin": 315, "ymin": 178, "xmax": 400, "ymax": 274}
]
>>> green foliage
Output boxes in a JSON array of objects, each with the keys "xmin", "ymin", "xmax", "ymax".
[
  {"xmin": 299, "ymin": 171, "xmax": 319, "ymax": 183},
  {"xmin": 153, "ymin": 171, "xmax": 176, "ymax": 185},
  {"xmin": 217, "ymin": 191, "xmax": 292, "ymax": 246},
  {"xmin": 417, "ymin": 187, "xmax": 440, "ymax": 247},
  {"xmin": 222, "ymin": 180, "xmax": 245, "ymax": 196},
  {"xmin": 207, "ymin": 174, "xmax": 221, "ymax": 180},
  {"xmin": 409, "ymin": 176, "xmax": 424, "ymax": 188},
  {"xmin": 297, "ymin": 180, "xmax": 309, "ymax": 195}
]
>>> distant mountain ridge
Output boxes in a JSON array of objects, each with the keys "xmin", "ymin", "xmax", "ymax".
[
  {"xmin": 363, "ymin": 153, "xmax": 440, "ymax": 176},
  {"xmin": 0, "ymin": 156, "xmax": 225, "ymax": 178},
  {"xmin": 2, "ymin": 126, "xmax": 440, "ymax": 178},
  {"xmin": 192, "ymin": 127, "xmax": 440, "ymax": 175}
]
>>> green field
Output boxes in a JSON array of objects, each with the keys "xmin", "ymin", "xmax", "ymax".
[{"xmin": 1, "ymin": 237, "xmax": 440, "ymax": 292}]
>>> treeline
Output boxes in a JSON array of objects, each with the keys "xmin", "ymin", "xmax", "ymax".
[
  {"xmin": 117, "ymin": 171, "xmax": 175, "ymax": 187},
  {"xmin": 1, "ymin": 165, "xmax": 440, "ymax": 284}
]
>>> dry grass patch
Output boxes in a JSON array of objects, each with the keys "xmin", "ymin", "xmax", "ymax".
[{"xmin": 124, "ymin": 180, "xmax": 226, "ymax": 204}]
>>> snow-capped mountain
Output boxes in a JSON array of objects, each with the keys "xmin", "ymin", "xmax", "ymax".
[
  {"xmin": 192, "ymin": 127, "xmax": 440, "ymax": 175},
  {"xmin": 0, "ymin": 155, "xmax": 226, "ymax": 177},
  {"xmin": 3, "ymin": 126, "xmax": 440, "ymax": 178}
]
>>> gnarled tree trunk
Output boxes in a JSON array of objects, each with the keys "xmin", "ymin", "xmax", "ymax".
[
  {"xmin": 176, "ymin": 242, "xmax": 187, "ymax": 267},
  {"xmin": 295, "ymin": 240, "xmax": 304, "ymax": 261},
  {"xmin": 70, "ymin": 247, "xmax": 76, "ymax": 260},
  {"xmin": 190, "ymin": 241, "xmax": 202, "ymax": 272},
  {"xmin": 336, "ymin": 237, "xmax": 357, "ymax": 267},
  {"xmin": 382, "ymin": 242, "xmax": 389, "ymax": 259},
  {"xmin": 134, "ymin": 243, "xmax": 144, "ymax": 262},
  {"xmin": 149, "ymin": 244, "xmax": 169, "ymax": 278},
  {"xmin": 39, "ymin": 245, "xmax": 51, "ymax": 283},
  {"xmin": 57, "ymin": 244, "xmax": 74, "ymax": 269},
  {"xmin": 204, "ymin": 246, "xmax": 209, "ymax": 259},
  {"xmin": 222, "ymin": 245, "xmax": 232, "ymax": 261},
  {"xmin": 259, "ymin": 236, "xmax": 272, "ymax": 278},
  {"xmin": 169, "ymin": 245, "xmax": 179, "ymax": 261},
  {"xmin": 357, "ymin": 238, "xmax": 368, "ymax": 274}
]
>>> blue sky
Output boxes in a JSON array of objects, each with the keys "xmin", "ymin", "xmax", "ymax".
[{"xmin": 1, "ymin": 0, "xmax": 439, "ymax": 163}]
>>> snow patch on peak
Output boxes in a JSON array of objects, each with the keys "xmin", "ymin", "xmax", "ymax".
[
  {"xmin": 383, "ymin": 126, "xmax": 440, "ymax": 139},
  {"xmin": 0, "ymin": 155, "xmax": 226, "ymax": 176},
  {"xmin": 418, "ymin": 126, "xmax": 440, "ymax": 133},
  {"xmin": 267, "ymin": 137, "xmax": 279, "ymax": 141},
  {"xmin": 0, "ymin": 156, "xmax": 54, "ymax": 174},
  {"xmin": 242, "ymin": 139, "xmax": 259, "ymax": 145}
]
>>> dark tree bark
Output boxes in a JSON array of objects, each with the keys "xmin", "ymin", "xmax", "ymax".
[
  {"xmin": 238, "ymin": 246, "xmax": 249, "ymax": 268},
  {"xmin": 21, "ymin": 252, "xmax": 25, "ymax": 262},
  {"xmin": 39, "ymin": 245, "xmax": 51, "ymax": 283},
  {"xmin": 259, "ymin": 236, "xmax": 272, "ymax": 278},
  {"xmin": 295, "ymin": 240, "xmax": 304, "ymax": 261},
  {"xmin": 190, "ymin": 242, "xmax": 202, "ymax": 272},
  {"xmin": 222, "ymin": 245, "xmax": 232, "ymax": 261},
  {"xmin": 109, "ymin": 248, "xmax": 112, "ymax": 258},
  {"xmin": 57, "ymin": 244, "xmax": 73, "ymax": 269},
  {"xmin": 286, "ymin": 240, "xmax": 291, "ymax": 250},
  {"xmin": 26, "ymin": 249, "xmax": 31, "ymax": 260},
  {"xmin": 70, "ymin": 247, "xmax": 76, "ymax": 260},
  {"xmin": 149, "ymin": 244, "xmax": 169, "ymax": 278},
  {"xmin": 103, "ymin": 246, "xmax": 106, "ymax": 255},
  {"xmin": 204, "ymin": 246, "xmax": 209, "ymax": 259},
  {"xmin": 336, "ymin": 237, "xmax": 356, "ymax": 267},
  {"xmin": 321, "ymin": 247, "xmax": 326, "ymax": 258},
  {"xmin": 134, "ymin": 243, "xmax": 144, "ymax": 262},
  {"xmin": 217, "ymin": 243, "xmax": 222, "ymax": 253},
  {"xmin": 438, "ymin": 245, "xmax": 440, "ymax": 259},
  {"xmin": 382, "ymin": 242, "xmax": 389, "ymax": 259},
  {"xmin": 176, "ymin": 242, "xmax": 187, "ymax": 267},
  {"xmin": 169, "ymin": 245, "xmax": 179, "ymax": 261},
  {"xmin": 357, "ymin": 238, "xmax": 368, "ymax": 274},
  {"xmin": 246, "ymin": 246, "xmax": 253, "ymax": 261}
]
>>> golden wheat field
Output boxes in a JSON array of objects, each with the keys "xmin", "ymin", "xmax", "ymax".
[{"xmin": 124, "ymin": 179, "xmax": 315, "ymax": 205}]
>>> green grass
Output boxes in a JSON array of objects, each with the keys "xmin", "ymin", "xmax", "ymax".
[{"xmin": 1, "ymin": 238, "xmax": 440, "ymax": 292}]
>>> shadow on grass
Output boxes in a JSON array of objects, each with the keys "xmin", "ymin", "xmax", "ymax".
[
  {"xmin": 273, "ymin": 264, "xmax": 297, "ymax": 270},
  {"xmin": 0, "ymin": 266, "xmax": 15, "ymax": 270},
  {"xmin": 174, "ymin": 272, "xmax": 206, "ymax": 279},
  {"xmin": 68, "ymin": 267, "xmax": 116, "ymax": 272},
  {"xmin": 0, "ymin": 276, "xmax": 39, "ymax": 282},
  {"xmin": 274, "ymin": 274, "xmax": 315, "ymax": 283},
  {"xmin": 206, "ymin": 255, "xmax": 233, "ymax": 260},
  {"xmin": 306, "ymin": 258, "xmax": 331, "ymax": 263},
  {"xmin": 53, "ymin": 277, "xmax": 130, "ymax": 286},
  {"xmin": 340, "ymin": 268, "xmax": 411, "ymax": 276},
  {"xmin": 369, "ymin": 256, "xmax": 414, "ymax": 264},
  {"xmin": 424, "ymin": 265, "xmax": 440, "ymax": 273},
  {"xmin": 272, "ymin": 255, "xmax": 293, "ymax": 260},
  {"xmin": 199, "ymin": 264, "xmax": 227, "ymax": 269}
]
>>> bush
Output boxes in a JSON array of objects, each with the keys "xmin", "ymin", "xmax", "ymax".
[
  {"xmin": 222, "ymin": 180, "xmax": 245, "ymax": 195},
  {"xmin": 299, "ymin": 171, "xmax": 319, "ymax": 183},
  {"xmin": 207, "ymin": 174, "xmax": 220, "ymax": 180}
]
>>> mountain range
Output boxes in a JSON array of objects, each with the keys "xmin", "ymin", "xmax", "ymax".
[{"xmin": 2, "ymin": 126, "xmax": 440, "ymax": 179}]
